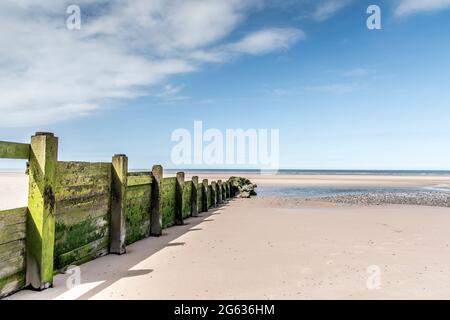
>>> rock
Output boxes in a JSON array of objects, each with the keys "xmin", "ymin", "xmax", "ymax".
[
  {"xmin": 228, "ymin": 176, "xmax": 257, "ymax": 198},
  {"xmin": 317, "ymin": 191, "xmax": 450, "ymax": 207}
]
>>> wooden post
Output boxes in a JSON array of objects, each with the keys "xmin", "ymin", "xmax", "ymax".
[
  {"xmin": 223, "ymin": 181, "xmax": 227, "ymax": 202},
  {"xmin": 26, "ymin": 132, "xmax": 58, "ymax": 290},
  {"xmin": 211, "ymin": 181, "xmax": 217, "ymax": 208},
  {"xmin": 197, "ymin": 180, "xmax": 203, "ymax": 214},
  {"xmin": 110, "ymin": 155, "xmax": 127, "ymax": 255},
  {"xmin": 217, "ymin": 180, "xmax": 223, "ymax": 205},
  {"xmin": 191, "ymin": 176, "xmax": 199, "ymax": 217},
  {"xmin": 202, "ymin": 179, "xmax": 209, "ymax": 212},
  {"xmin": 175, "ymin": 172, "xmax": 185, "ymax": 225},
  {"xmin": 222, "ymin": 182, "xmax": 227, "ymax": 201},
  {"xmin": 225, "ymin": 181, "xmax": 229, "ymax": 199},
  {"xmin": 151, "ymin": 165, "xmax": 163, "ymax": 236}
]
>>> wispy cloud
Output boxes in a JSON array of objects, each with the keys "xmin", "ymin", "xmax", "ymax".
[
  {"xmin": 313, "ymin": 0, "xmax": 351, "ymax": 21},
  {"xmin": 227, "ymin": 28, "xmax": 304, "ymax": 55},
  {"xmin": 395, "ymin": 0, "xmax": 450, "ymax": 16},
  {"xmin": 0, "ymin": 0, "xmax": 303, "ymax": 127}
]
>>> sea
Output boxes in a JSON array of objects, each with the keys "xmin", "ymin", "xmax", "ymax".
[{"xmin": 165, "ymin": 169, "xmax": 450, "ymax": 198}]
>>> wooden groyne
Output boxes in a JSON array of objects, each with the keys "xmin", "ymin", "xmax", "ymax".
[{"xmin": 0, "ymin": 133, "xmax": 236, "ymax": 298}]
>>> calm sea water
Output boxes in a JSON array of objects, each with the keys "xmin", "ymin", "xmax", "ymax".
[
  {"xmin": 164, "ymin": 169, "xmax": 450, "ymax": 176},
  {"xmin": 163, "ymin": 169, "xmax": 450, "ymax": 198}
]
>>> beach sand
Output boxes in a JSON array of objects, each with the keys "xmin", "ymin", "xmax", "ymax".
[
  {"xmin": 3, "ymin": 172, "xmax": 450, "ymax": 299},
  {"xmin": 0, "ymin": 172, "xmax": 28, "ymax": 211}
]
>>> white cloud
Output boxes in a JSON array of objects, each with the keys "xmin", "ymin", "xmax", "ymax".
[
  {"xmin": 228, "ymin": 28, "xmax": 305, "ymax": 55},
  {"xmin": 313, "ymin": 0, "xmax": 351, "ymax": 21},
  {"xmin": 0, "ymin": 0, "xmax": 303, "ymax": 127},
  {"xmin": 396, "ymin": 0, "xmax": 450, "ymax": 16}
]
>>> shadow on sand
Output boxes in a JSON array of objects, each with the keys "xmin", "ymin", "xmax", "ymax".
[{"xmin": 12, "ymin": 200, "xmax": 234, "ymax": 300}]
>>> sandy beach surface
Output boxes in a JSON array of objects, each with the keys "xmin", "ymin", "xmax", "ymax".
[
  {"xmin": 3, "ymin": 172, "xmax": 450, "ymax": 299},
  {"xmin": 0, "ymin": 172, "xmax": 28, "ymax": 211}
]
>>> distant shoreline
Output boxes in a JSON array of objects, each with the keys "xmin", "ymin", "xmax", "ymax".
[
  {"xmin": 157, "ymin": 169, "xmax": 450, "ymax": 176},
  {"xmin": 2, "ymin": 168, "xmax": 450, "ymax": 176}
]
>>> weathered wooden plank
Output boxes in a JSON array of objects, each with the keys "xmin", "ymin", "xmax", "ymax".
[
  {"xmin": 55, "ymin": 219, "xmax": 109, "ymax": 256},
  {"xmin": 0, "ymin": 255, "xmax": 25, "ymax": 279},
  {"xmin": 0, "ymin": 141, "xmax": 30, "ymax": 159},
  {"xmin": 125, "ymin": 181, "xmax": 152, "ymax": 244},
  {"xmin": 0, "ymin": 207, "xmax": 27, "ymax": 226},
  {"xmin": 126, "ymin": 185, "xmax": 151, "ymax": 200},
  {"xmin": 56, "ymin": 203, "xmax": 110, "ymax": 225},
  {"xmin": 128, "ymin": 171, "xmax": 152, "ymax": 176},
  {"xmin": 57, "ymin": 247, "xmax": 109, "ymax": 273},
  {"xmin": 0, "ymin": 223, "xmax": 26, "ymax": 244},
  {"xmin": 56, "ymin": 193, "xmax": 110, "ymax": 208},
  {"xmin": 161, "ymin": 177, "xmax": 177, "ymax": 228},
  {"xmin": 127, "ymin": 175, "xmax": 152, "ymax": 187},
  {"xmin": 0, "ymin": 270, "xmax": 25, "ymax": 298},
  {"xmin": 56, "ymin": 184, "xmax": 111, "ymax": 202},
  {"xmin": 57, "ymin": 161, "xmax": 111, "ymax": 174},
  {"xmin": 0, "ymin": 240, "xmax": 26, "ymax": 261},
  {"xmin": 55, "ymin": 224, "xmax": 109, "ymax": 248},
  {"xmin": 56, "ymin": 173, "xmax": 111, "ymax": 188},
  {"xmin": 56, "ymin": 236, "xmax": 109, "ymax": 270}
]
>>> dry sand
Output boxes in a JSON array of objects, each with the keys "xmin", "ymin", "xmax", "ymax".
[
  {"xmin": 3, "ymin": 172, "xmax": 450, "ymax": 299},
  {"xmin": 0, "ymin": 172, "xmax": 28, "ymax": 211}
]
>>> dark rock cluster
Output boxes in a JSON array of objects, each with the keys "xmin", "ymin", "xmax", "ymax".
[{"xmin": 227, "ymin": 176, "xmax": 257, "ymax": 198}]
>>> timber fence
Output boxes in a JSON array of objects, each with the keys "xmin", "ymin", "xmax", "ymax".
[{"xmin": 0, "ymin": 132, "xmax": 236, "ymax": 298}]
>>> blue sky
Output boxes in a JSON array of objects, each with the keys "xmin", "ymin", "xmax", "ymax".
[{"xmin": 1, "ymin": 0, "xmax": 450, "ymax": 170}]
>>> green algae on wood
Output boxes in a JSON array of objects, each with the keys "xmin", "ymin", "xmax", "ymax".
[
  {"xmin": 182, "ymin": 181, "xmax": 193, "ymax": 219},
  {"xmin": 125, "ymin": 183, "xmax": 151, "ymax": 245},
  {"xmin": 26, "ymin": 132, "xmax": 58, "ymax": 290},
  {"xmin": 0, "ymin": 270, "xmax": 25, "ymax": 298},
  {"xmin": 150, "ymin": 165, "xmax": 163, "ymax": 236},
  {"xmin": 210, "ymin": 181, "xmax": 217, "ymax": 208},
  {"xmin": 203, "ymin": 179, "xmax": 210, "ymax": 211},
  {"xmin": 110, "ymin": 155, "xmax": 127, "ymax": 254},
  {"xmin": 127, "ymin": 172, "xmax": 152, "ymax": 187},
  {"xmin": 197, "ymin": 182, "xmax": 203, "ymax": 214},
  {"xmin": 56, "ymin": 237, "xmax": 109, "ymax": 270},
  {"xmin": 191, "ymin": 176, "xmax": 199, "ymax": 217},
  {"xmin": 175, "ymin": 172, "xmax": 185, "ymax": 225},
  {"xmin": 161, "ymin": 177, "xmax": 177, "ymax": 228},
  {"xmin": 53, "ymin": 159, "xmax": 112, "ymax": 269},
  {"xmin": 0, "ymin": 207, "xmax": 27, "ymax": 297},
  {"xmin": 0, "ymin": 141, "xmax": 30, "ymax": 159},
  {"xmin": 217, "ymin": 180, "xmax": 223, "ymax": 205}
]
